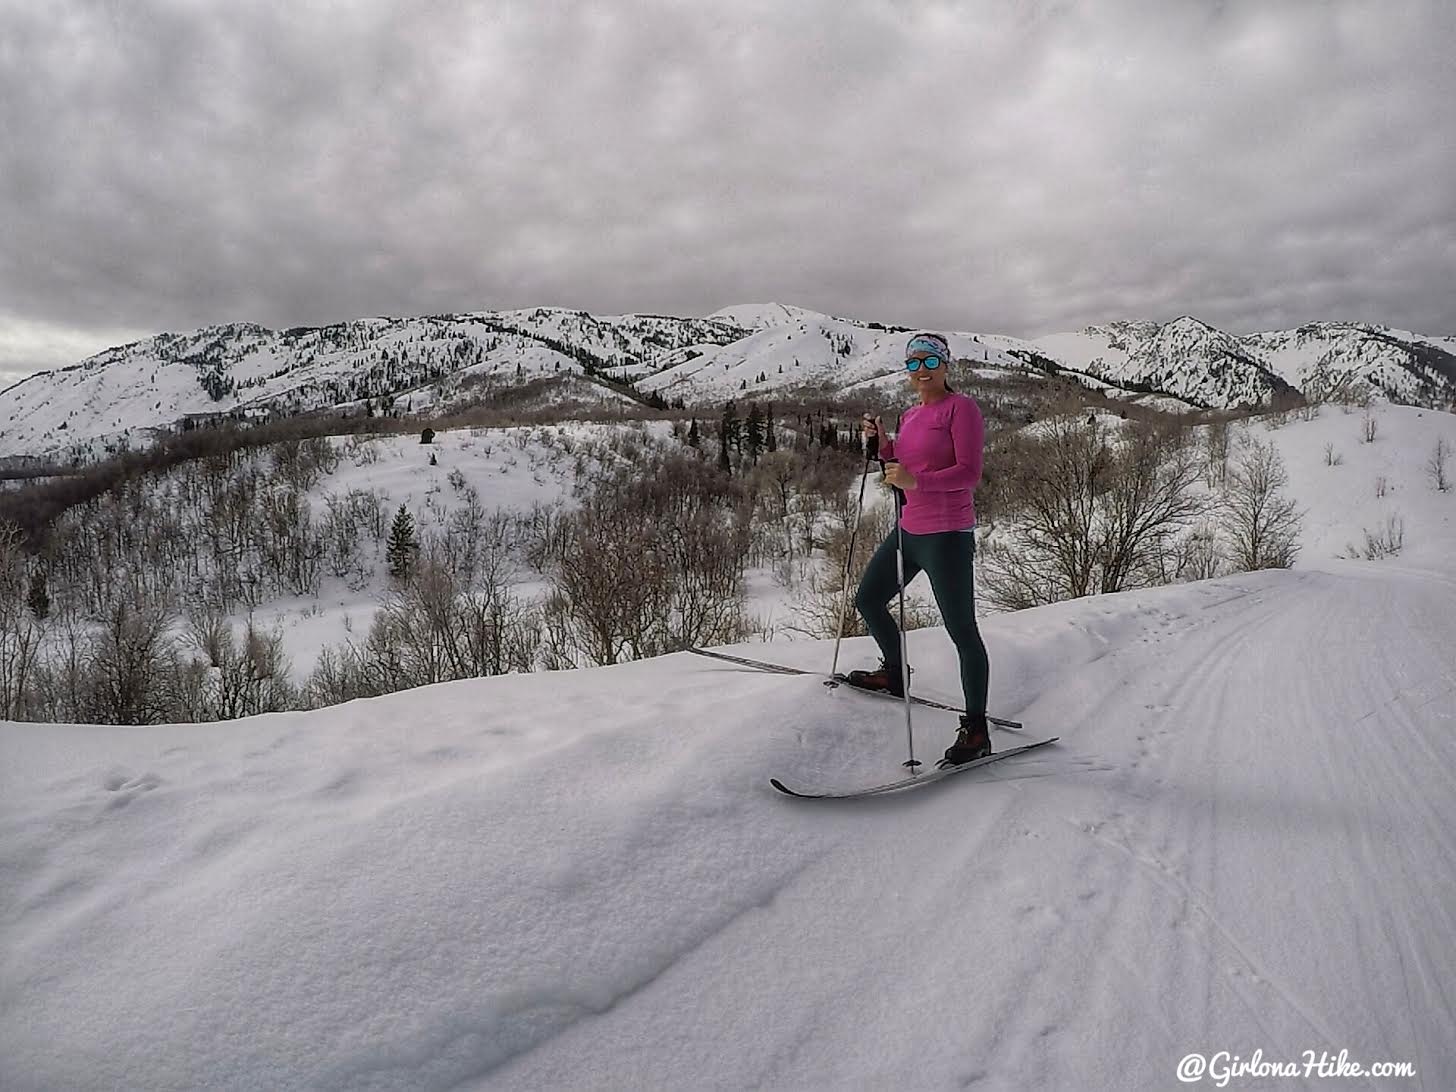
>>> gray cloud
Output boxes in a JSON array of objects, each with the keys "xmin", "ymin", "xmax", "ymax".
[{"xmin": 2, "ymin": 0, "xmax": 1453, "ymax": 379}]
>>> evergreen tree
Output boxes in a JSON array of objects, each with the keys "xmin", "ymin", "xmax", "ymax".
[
  {"xmin": 27, "ymin": 568, "xmax": 49, "ymax": 621},
  {"xmin": 745, "ymin": 404, "xmax": 764, "ymax": 464},
  {"xmin": 766, "ymin": 403, "xmax": 777, "ymax": 452},
  {"xmin": 386, "ymin": 505, "xmax": 419, "ymax": 580},
  {"xmin": 687, "ymin": 417, "xmax": 700, "ymax": 448},
  {"xmin": 718, "ymin": 401, "xmax": 736, "ymax": 473},
  {"xmin": 721, "ymin": 400, "xmax": 740, "ymax": 454}
]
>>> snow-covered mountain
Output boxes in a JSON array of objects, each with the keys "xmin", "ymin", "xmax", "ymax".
[
  {"xmin": 3, "ymin": 303, "xmax": 1453, "ymax": 461},
  {"xmin": 1244, "ymin": 322, "xmax": 1456, "ymax": 407},
  {"xmin": 0, "ymin": 309, "xmax": 749, "ymax": 463},
  {"xmin": 1032, "ymin": 317, "xmax": 1302, "ymax": 408}
]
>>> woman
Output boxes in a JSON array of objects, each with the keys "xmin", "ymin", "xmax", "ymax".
[{"xmin": 847, "ymin": 331, "xmax": 992, "ymax": 767}]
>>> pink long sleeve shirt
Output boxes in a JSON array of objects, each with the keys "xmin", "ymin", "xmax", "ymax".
[{"xmin": 877, "ymin": 392, "xmax": 985, "ymax": 534}]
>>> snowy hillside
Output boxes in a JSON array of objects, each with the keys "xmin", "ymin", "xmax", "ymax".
[
  {"xmin": 231, "ymin": 421, "xmax": 682, "ymax": 676},
  {"xmin": 2, "ymin": 403, "xmax": 1453, "ymax": 1090},
  {"xmin": 0, "ymin": 309, "xmax": 745, "ymax": 462},
  {"xmin": 702, "ymin": 302, "xmax": 871, "ymax": 331},
  {"xmin": 636, "ymin": 312, "xmax": 1022, "ymax": 405},
  {"xmin": 5, "ymin": 303, "xmax": 1455, "ymax": 463},
  {"xmin": 1033, "ymin": 318, "xmax": 1298, "ymax": 408},
  {"xmin": 1244, "ymin": 322, "xmax": 1456, "ymax": 407}
]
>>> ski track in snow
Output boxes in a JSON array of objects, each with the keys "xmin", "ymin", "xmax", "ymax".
[
  {"xmin": 479, "ymin": 565, "xmax": 1455, "ymax": 1091},
  {"xmin": 3, "ymin": 571, "xmax": 1455, "ymax": 1084}
]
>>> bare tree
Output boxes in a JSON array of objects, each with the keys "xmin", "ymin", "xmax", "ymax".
[
  {"xmin": 1428, "ymin": 437, "xmax": 1451, "ymax": 492},
  {"xmin": 304, "ymin": 644, "xmax": 380, "ymax": 708},
  {"xmin": 1223, "ymin": 437, "xmax": 1303, "ymax": 570},
  {"xmin": 1095, "ymin": 420, "xmax": 1206, "ymax": 593},
  {"xmin": 186, "ymin": 613, "xmax": 295, "ymax": 720},
  {"xmin": 543, "ymin": 454, "xmax": 751, "ymax": 665},
  {"xmin": 978, "ymin": 414, "xmax": 1207, "ymax": 609},
  {"xmin": 1204, "ymin": 419, "xmax": 1232, "ymax": 489},
  {"xmin": 30, "ymin": 614, "xmax": 91, "ymax": 723},
  {"xmin": 272, "ymin": 439, "xmax": 322, "ymax": 492},
  {"xmin": 258, "ymin": 488, "xmax": 322, "ymax": 596},
  {"xmin": 86, "ymin": 598, "xmax": 176, "ymax": 724},
  {"xmin": 749, "ymin": 451, "xmax": 799, "ymax": 569},
  {"xmin": 1357, "ymin": 514, "xmax": 1405, "ymax": 559},
  {"xmin": 1150, "ymin": 521, "xmax": 1226, "ymax": 584},
  {"xmin": 785, "ymin": 499, "xmax": 938, "ymax": 638},
  {"xmin": 1007, "ymin": 413, "xmax": 1107, "ymax": 601},
  {"xmin": 0, "ymin": 522, "xmax": 44, "ymax": 718},
  {"xmin": 310, "ymin": 535, "xmax": 541, "ymax": 697}
]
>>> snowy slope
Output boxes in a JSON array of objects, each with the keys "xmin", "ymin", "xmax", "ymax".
[
  {"xmin": 703, "ymin": 302, "xmax": 856, "ymax": 331},
  {"xmin": 637, "ymin": 316, "xmax": 1022, "ymax": 404},
  {"xmin": 2, "ymin": 564, "xmax": 1450, "ymax": 1090},
  {"xmin": 2, "ymin": 407, "xmax": 1453, "ymax": 1090},
  {"xmin": 1261, "ymin": 403, "xmax": 1455, "ymax": 563}
]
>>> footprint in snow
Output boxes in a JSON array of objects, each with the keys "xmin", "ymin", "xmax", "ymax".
[{"xmin": 101, "ymin": 770, "xmax": 163, "ymax": 809}]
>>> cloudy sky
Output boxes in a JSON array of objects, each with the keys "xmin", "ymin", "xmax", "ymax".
[{"xmin": 2, "ymin": 0, "xmax": 1452, "ymax": 386}]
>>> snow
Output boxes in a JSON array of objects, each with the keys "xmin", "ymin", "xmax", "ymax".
[
  {"xmin": 1259, "ymin": 404, "xmax": 1454, "ymax": 563},
  {"xmin": 703, "ymin": 302, "xmax": 839, "ymax": 330},
  {"xmin": 3, "ymin": 403, "xmax": 1455, "ymax": 1090}
]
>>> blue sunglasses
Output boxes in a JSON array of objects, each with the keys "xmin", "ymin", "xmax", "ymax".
[{"xmin": 905, "ymin": 354, "xmax": 943, "ymax": 372}]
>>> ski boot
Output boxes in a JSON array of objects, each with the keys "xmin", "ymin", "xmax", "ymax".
[
  {"xmin": 843, "ymin": 660, "xmax": 905, "ymax": 698},
  {"xmin": 938, "ymin": 712, "xmax": 992, "ymax": 768}
]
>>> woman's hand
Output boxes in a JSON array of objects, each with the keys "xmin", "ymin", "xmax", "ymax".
[
  {"xmin": 883, "ymin": 462, "xmax": 916, "ymax": 491},
  {"xmin": 861, "ymin": 414, "xmax": 883, "ymax": 443}
]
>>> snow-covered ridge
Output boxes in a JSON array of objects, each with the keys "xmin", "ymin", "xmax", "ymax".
[
  {"xmin": 0, "ymin": 308, "xmax": 749, "ymax": 462},
  {"xmin": 3, "ymin": 303, "xmax": 1454, "ymax": 461}
]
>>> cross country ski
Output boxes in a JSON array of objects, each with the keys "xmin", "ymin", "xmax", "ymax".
[
  {"xmin": 683, "ymin": 646, "xmax": 1024, "ymax": 729},
  {"xmin": 770, "ymin": 737, "xmax": 1059, "ymax": 799}
]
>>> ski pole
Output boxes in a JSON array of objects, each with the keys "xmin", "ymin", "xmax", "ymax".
[
  {"xmin": 887, "ymin": 462, "xmax": 919, "ymax": 771},
  {"xmin": 830, "ymin": 424, "xmax": 877, "ymax": 678}
]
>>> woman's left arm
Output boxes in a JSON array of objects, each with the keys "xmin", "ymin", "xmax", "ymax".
[{"xmin": 911, "ymin": 398, "xmax": 984, "ymax": 492}]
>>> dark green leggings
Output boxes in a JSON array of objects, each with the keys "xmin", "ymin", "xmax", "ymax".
[{"xmin": 854, "ymin": 528, "xmax": 990, "ymax": 715}]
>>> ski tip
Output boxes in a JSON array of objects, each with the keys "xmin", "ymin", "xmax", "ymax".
[{"xmin": 769, "ymin": 778, "xmax": 820, "ymax": 798}]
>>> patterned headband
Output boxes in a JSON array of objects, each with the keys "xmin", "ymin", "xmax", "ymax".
[{"xmin": 906, "ymin": 334, "xmax": 950, "ymax": 359}]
